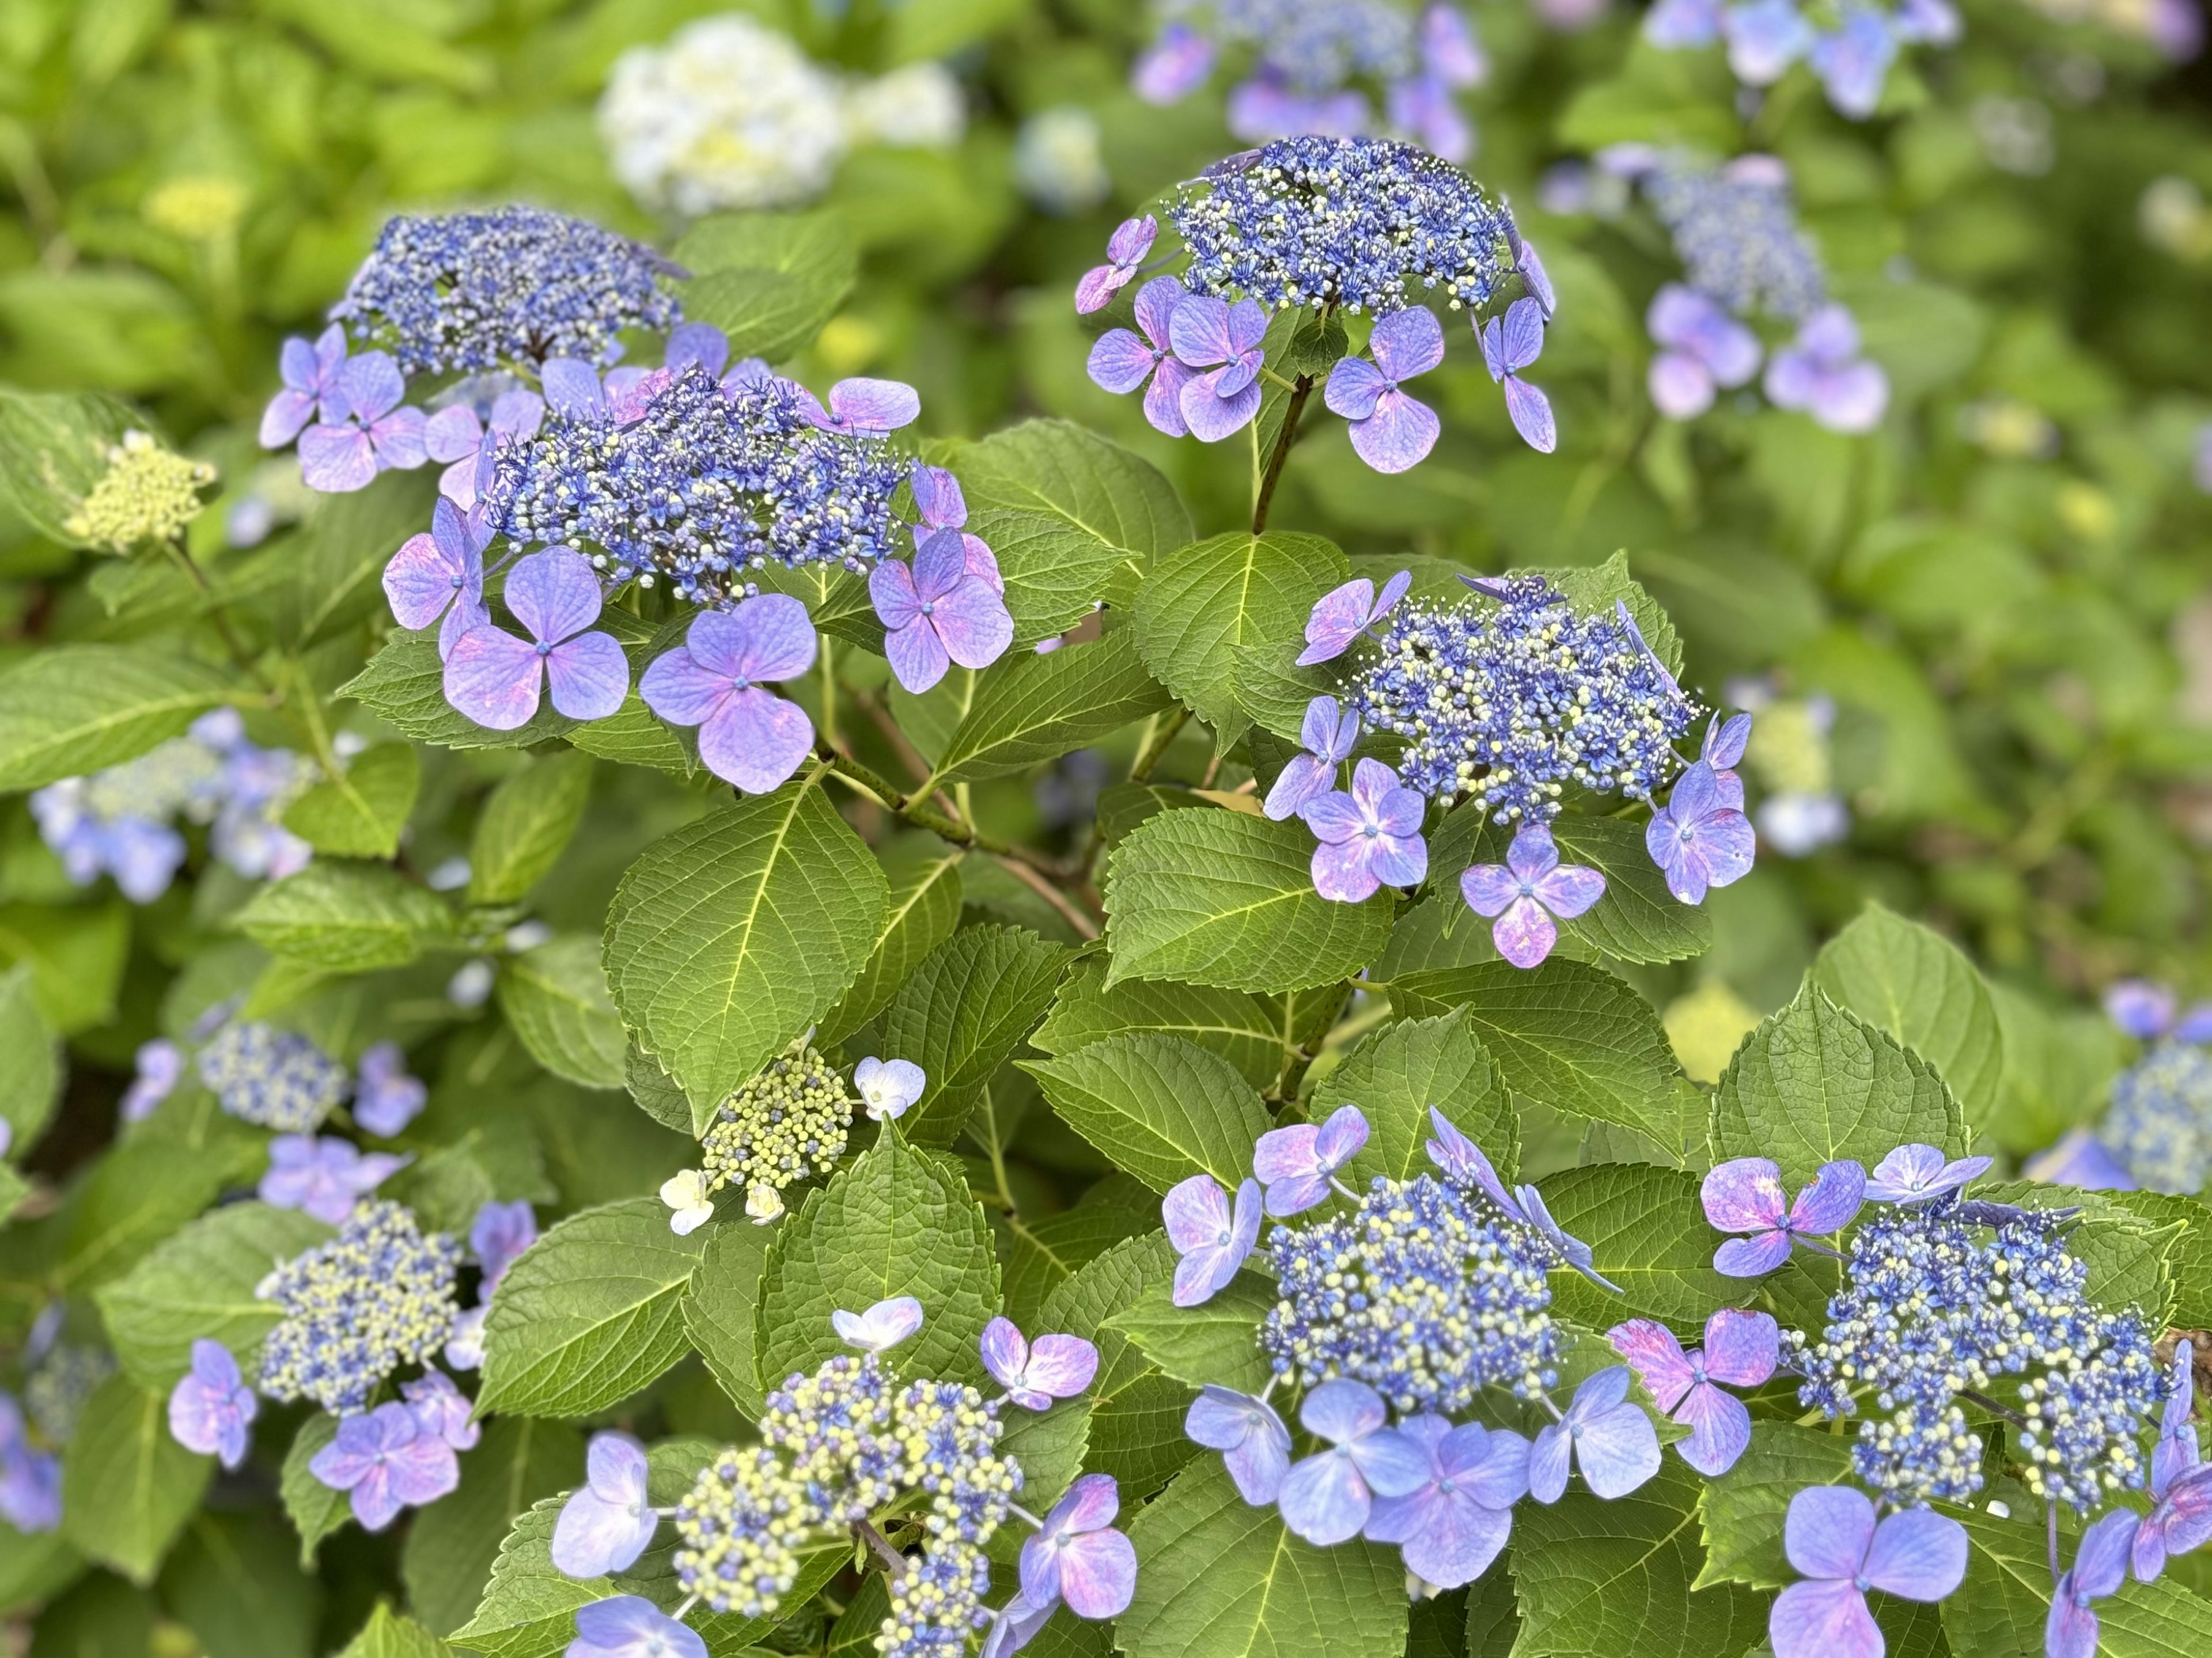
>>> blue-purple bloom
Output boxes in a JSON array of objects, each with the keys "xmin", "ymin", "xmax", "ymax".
[
  {"xmin": 796, "ymin": 378, "xmax": 922, "ymax": 438},
  {"xmin": 471, "ymin": 1200, "xmax": 538, "ymax": 1292},
  {"xmin": 641, "ymin": 596, "xmax": 817, "ymax": 794},
  {"xmin": 1252, "ymin": 1104, "xmax": 1369, "ymax": 1216},
  {"xmin": 1765, "ymin": 305, "xmax": 1889, "ymax": 434},
  {"xmin": 0, "ymin": 1398, "xmax": 60, "ymax": 1534},
  {"xmin": 1768, "ymin": 1486, "xmax": 1966, "ymax": 1658},
  {"xmin": 1076, "ymin": 215, "xmax": 1158, "ymax": 314},
  {"xmin": 1863, "ymin": 1143, "xmax": 1991, "ymax": 1205},
  {"xmin": 1325, "ymin": 307, "xmax": 1447, "ymax": 473},
  {"xmin": 1170, "ymin": 295, "xmax": 1270, "ymax": 442},
  {"xmin": 384, "ymin": 495, "xmax": 492, "ymax": 661},
  {"xmin": 870, "ymin": 530, "xmax": 1016, "ymax": 695},
  {"xmin": 1702, "ymin": 1156, "xmax": 1865, "ymax": 1276},
  {"xmin": 1362, "ymin": 1414, "xmax": 1528, "ymax": 1588},
  {"xmin": 297, "ymin": 351, "xmax": 427, "ymax": 493},
  {"xmin": 1264, "ymin": 695, "xmax": 1361, "ymax": 820},
  {"xmin": 979, "ymin": 1318, "xmax": 1100, "ymax": 1410},
  {"xmin": 1184, "ymin": 1384, "xmax": 1293, "ymax": 1504},
  {"xmin": 2105, "ymin": 980, "xmax": 2178, "ymax": 1040},
  {"xmin": 444, "ymin": 549, "xmax": 630, "ymax": 730},
  {"xmin": 259, "ymin": 1135, "xmax": 409, "ymax": 1225},
  {"xmin": 2046, "ymin": 1510, "xmax": 2142, "ymax": 1658},
  {"xmin": 1163, "ymin": 1174, "xmax": 1263, "ymax": 1306},
  {"xmin": 1646, "ymin": 283, "xmax": 1760, "ymax": 419},
  {"xmin": 261, "ymin": 325, "xmax": 350, "ymax": 447},
  {"xmin": 166, "ymin": 1339, "xmax": 257, "ymax": 1470},
  {"xmin": 120, "ymin": 1038, "xmax": 184, "ymax": 1124},
  {"xmin": 1300, "ymin": 757, "xmax": 1426, "ymax": 903},
  {"xmin": 1515, "ymin": 1182, "xmax": 1619, "ymax": 1292},
  {"xmin": 568, "ymin": 1596, "xmax": 707, "ymax": 1658},
  {"xmin": 1298, "ymin": 571, "xmax": 1411, "ymax": 666},
  {"xmin": 1646, "ymin": 761, "xmax": 1756, "ymax": 905},
  {"xmin": 1459, "ymin": 824, "xmax": 1605, "ymax": 970},
  {"xmin": 1018, "ymin": 1474, "xmax": 1137, "ymax": 1619},
  {"xmin": 353, "ymin": 1041, "xmax": 428, "ymax": 1137},
  {"xmin": 423, "ymin": 385, "xmax": 544, "ymax": 508},
  {"xmin": 1088, "ymin": 276, "xmax": 1199, "ymax": 438},
  {"xmin": 402, "ymin": 1369, "xmax": 479, "ymax": 1452},
  {"xmin": 1610, "ymin": 1310, "xmax": 1777, "ymax": 1476},
  {"xmin": 309, "ymin": 1399, "xmax": 460, "ymax": 1530},
  {"xmin": 1528, "ymin": 1365, "xmax": 1659, "ymax": 1501},
  {"xmin": 831, "ymin": 1295, "xmax": 927, "ymax": 1354},
  {"xmin": 551, "ymin": 1432, "xmax": 658, "ymax": 1578},
  {"xmin": 1480, "ymin": 298, "xmax": 1556, "ymax": 453},
  {"xmin": 1276, "ymin": 1379, "xmax": 1428, "ymax": 1546}
]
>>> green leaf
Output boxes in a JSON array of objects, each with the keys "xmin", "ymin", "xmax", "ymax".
[
  {"xmin": 0, "ymin": 1524, "xmax": 82, "ymax": 1618},
  {"xmin": 1022, "ymin": 1034, "xmax": 1270, "ymax": 1194},
  {"xmin": 624, "ymin": 1044, "xmax": 696, "ymax": 1135},
  {"xmin": 281, "ymin": 1414, "xmax": 349, "ymax": 1565},
  {"xmin": 955, "ymin": 419, "xmax": 1194, "ymax": 646},
  {"xmin": 1530, "ymin": 1164, "xmax": 1751, "ymax": 1333},
  {"xmin": 1001, "ymin": 1189, "xmax": 1155, "ymax": 1325},
  {"xmin": 0, "ymin": 385, "xmax": 143, "ymax": 544},
  {"xmin": 282, "ymin": 470, "xmax": 441, "ymax": 648},
  {"xmin": 94, "ymin": 1201, "xmax": 330, "ymax": 1390},
  {"xmin": 683, "ymin": 1221, "xmax": 774, "ymax": 1417},
  {"xmin": 402, "ymin": 1418, "xmax": 583, "ymax": 1638},
  {"xmin": 1040, "ymin": 1235, "xmax": 1198, "ymax": 1496},
  {"xmin": 1946, "ymin": 1504, "xmax": 2211, "ymax": 1658},
  {"xmin": 57, "ymin": 1132, "xmax": 257, "ymax": 1294},
  {"xmin": 158, "ymin": 1509, "xmax": 321, "ymax": 1658},
  {"xmin": 446, "ymin": 1500, "xmax": 588, "ymax": 1658},
  {"xmin": 478, "ymin": 1199, "xmax": 712, "ymax": 1418},
  {"xmin": 234, "ymin": 862, "xmax": 454, "ymax": 972},
  {"xmin": 1032, "ymin": 959, "xmax": 1286, "ymax": 1092},
  {"xmin": 1107, "ymin": 1272, "xmax": 1274, "ymax": 1393},
  {"xmin": 1116, "ymin": 1457, "xmax": 1408, "ymax": 1658},
  {"xmin": 756, "ymin": 1133, "xmax": 999, "ymax": 1387},
  {"xmin": 1693, "ymin": 1423, "xmax": 1853, "ymax": 1591},
  {"xmin": 1132, "ymin": 532, "xmax": 1349, "ymax": 738},
  {"xmin": 880, "ymin": 924, "xmax": 1069, "ymax": 1145},
  {"xmin": 604, "ymin": 787, "xmax": 889, "ymax": 1107},
  {"xmin": 928, "ymin": 629, "xmax": 1174, "ymax": 787},
  {"xmin": 1231, "ymin": 636, "xmax": 1338, "ymax": 744},
  {"xmin": 338, "ymin": 1605, "xmax": 453, "ymax": 1658},
  {"xmin": 1543, "ymin": 813, "xmax": 1714, "ymax": 966},
  {"xmin": 0, "ymin": 962, "xmax": 60, "ymax": 1151},
  {"xmin": 0, "ymin": 645, "xmax": 232, "ymax": 791},
  {"xmin": 0, "ymin": 896, "xmax": 129, "ymax": 1034},
  {"xmin": 1391, "ymin": 959, "xmax": 1687, "ymax": 1148},
  {"xmin": 1104, "ymin": 810, "xmax": 1391, "ymax": 994},
  {"xmin": 2104, "ymin": 1189, "xmax": 2212, "ymax": 1327},
  {"xmin": 817, "ymin": 847, "xmax": 965, "ymax": 1048},
  {"xmin": 59, "ymin": 1374, "xmax": 213, "ymax": 1584},
  {"xmin": 1710, "ymin": 980, "xmax": 1967, "ymax": 1188},
  {"xmin": 281, "ymin": 742, "xmax": 419, "ymax": 859},
  {"xmin": 1508, "ymin": 1456, "xmax": 1766, "ymax": 1658},
  {"xmin": 673, "ymin": 211, "xmax": 858, "ymax": 362},
  {"xmin": 467, "ymin": 752, "xmax": 595, "ymax": 906},
  {"xmin": 1318, "ymin": 1008, "xmax": 1513, "ymax": 1187},
  {"xmin": 1812, "ymin": 902, "xmax": 2003, "ymax": 1132},
  {"xmin": 498, "ymin": 937, "xmax": 627, "ymax": 1090}
]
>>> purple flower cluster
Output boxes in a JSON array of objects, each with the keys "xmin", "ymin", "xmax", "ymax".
[
  {"xmin": 1132, "ymin": 0, "xmax": 1486, "ymax": 161},
  {"xmin": 1267, "ymin": 570, "xmax": 1744, "ymax": 958},
  {"xmin": 1162, "ymin": 1103, "xmax": 1661, "ymax": 1591},
  {"xmin": 1080, "ymin": 136, "xmax": 1554, "ymax": 471},
  {"xmin": 1643, "ymin": 0, "xmax": 1960, "ymax": 121},
  {"xmin": 0, "ymin": 1393, "xmax": 62, "ymax": 1534},
  {"xmin": 546, "ymin": 1298, "xmax": 1125, "ymax": 1658}
]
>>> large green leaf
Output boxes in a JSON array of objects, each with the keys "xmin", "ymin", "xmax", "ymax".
[
  {"xmin": 1812, "ymin": 903, "xmax": 2003, "ymax": 1131},
  {"xmin": 1041, "ymin": 1234, "xmax": 1198, "ymax": 1496},
  {"xmin": 1392, "ymin": 958, "xmax": 1687, "ymax": 1148},
  {"xmin": 1116, "ymin": 1458, "xmax": 1408, "ymax": 1658},
  {"xmin": 1318, "ymin": 1007, "xmax": 1514, "ymax": 1187},
  {"xmin": 682, "ymin": 1221, "xmax": 774, "ymax": 1417},
  {"xmin": 0, "ymin": 645, "xmax": 232, "ymax": 791},
  {"xmin": 478, "ymin": 1199, "xmax": 711, "ymax": 1418},
  {"xmin": 603, "ymin": 786, "xmax": 888, "ymax": 1106},
  {"xmin": 1131, "ymin": 532, "xmax": 1348, "ymax": 737},
  {"xmin": 94, "ymin": 1201, "xmax": 330, "ymax": 1389},
  {"xmin": 817, "ymin": 846, "xmax": 965, "ymax": 1047},
  {"xmin": 1032, "ymin": 960, "xmax": 1286, "ymax": 1092},
  {"xmin": 1104, "ymin": 809, "xmax": 1392, "ymax": 993},
  {"xmin": 281, "ymin": 742, "xmax": 419, "ymax": 859},
  {"xmin": 234, "ymin": 862, "xmax": 454, "ymax": 972},
  {"xmin": 498, "ymin": 937, "xmax": 627, "ymax": 1090},
  {"xmin": 955, "ymin": 419, "xmax": 1194, "ymax": 646},
  {"xmin": 0, "ymin": 962, "xmax": 60, "ymax": 1151},
  {"xmin": 338, "ymin": 1605, "xmax": 453, "ymax": 1658},
  {"xmin": 468, "ymin": 752, "xmax": 596, "ymax": 906},
  {"xmin": 1710, "ymin": 979, "xmax": 1967, "ymax": 1187},
  {"xmin": 1946, "ymin": 1504, "xmax": 2211, "ymax": 1658},
  {"xmin": 159, "ymin": 1509, "xmax": 321, "ymax": 1658},
  {"xmin": 0, "ymin": 386, "xmax": 143, "ymax": 543},
  {"xmin": 1107, "ymin": 1271, "xmax": 1275, "ymax": 1393},
  {"xmin": 281, "ymin": 1415, "xmax": 349, "ymax": 1565},
  {"xmin": 929, "ymin": 629, "xmax": 1173, "ymax": 787},
  {"xmin": 756, "ymin": 1132, "xmax": 999, "ymax": 1387},
  {"xmin": 1023, "ymin": 1033, "xmax": 1270, "ymax": 1194},
  {"xmin": 1508, "ymin": 1457, "xmax": 1766, "ymax": 1658},
  {"xmin": 1532, "ymin": 1163, "xmax": 1760, "ymax": 1333},
  {"xmin": 673, "ymin": 210, "xmax": 858, "ymax": 361},
  {"xmin": 879, "ymin": 924, "xmax": 1069, "ymax": 1145},
  {"xmin": 1693, "ymin": 1424, "xmax": 1853, "ymax": 1591},
  {"xmin": 1001, "ymin": 1187, "xmax": 1155, "ymax": 1324},
  {"xmin": 60, "ymin": 1374, "xmax": 213, "ymax": 1584}
]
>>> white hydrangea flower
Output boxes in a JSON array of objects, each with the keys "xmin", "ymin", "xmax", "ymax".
[
  {"xmin": 744, "ymin": 1182, "xmax": 786, "ymax": 1225},
  {"xmin": 599, "ymin": 15, "xmax": 849, "ymax": 214},
  {"xmin": 1013, "ymin": 107, "xmax": 1111, "ymax": 216},
  {"xmin": 843, "ymin": 62, "xmax": 966, "ymax": 149},
  {"xmin": 660, "ymin": 1168, "xmax": 717, "ymax": 1235}
]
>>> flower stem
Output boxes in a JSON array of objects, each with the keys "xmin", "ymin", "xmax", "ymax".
[
  {"xmin": 855, "ymin": 1520, "xmax": 908, "ymax": 1574},
  {"xmin": 1251, "ymin": 377, "xmax": 1315, "ymax": 534}
]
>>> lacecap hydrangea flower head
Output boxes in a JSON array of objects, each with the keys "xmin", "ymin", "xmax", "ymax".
[
  {"xmin": 1079, "ymin": 135, "xmax": 1559, "ymax": 469},
  {"xmin": 541, "ymin": 1296, "xmax": 1128, "ymax": 1658},
  {"xmin": 257, "ymin": 204, "xmax": 1014, "ymax": 795},
  {"xmin": 1259, "ymin": 569, "xmax": 1752, "ymax": 963},
  {"xmin": 1163, "ymin": 1102, "xmax": 1671, "ymax": 1591},
  {"xmin": 1132, "ymin": 0, "xmax": 1487, "ymax": 160}
]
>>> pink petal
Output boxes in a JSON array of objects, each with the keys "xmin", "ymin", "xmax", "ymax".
[
  {"xmin": 1532, "ymin": 863, "xmax": 1605, "ymax": 919},
  {"xmin": 384, "ymin": 533, "xmax": 462, "ymax": 631},
  {"xmin": 728, "ymin": 593, "xmax": 818, "ymax": 682},
  {"xmin": 1648, "ymin": 352, "xmax": 1718, "ymax": 420},
  {"xmin": 1324, "ymin": 355, "xmax": 1388, "ymax": 421},
  {"xmin": 1459, "ymin": 863, "xmax": 1518, "ymax": 917},
  {"xmin": 541, "ymin": 359, "xmax": 604, "ymax": 416},
  {"xmin": 503, "ymin": 549, "xmax": 603, "ymax": 645},
  {"xmin": 931, "ymin": 579, "xmax": 1014, "ymax": 670},
  {"xmin": 544, "ymin": 631, "xmax": 630, "ymax": 720},
  {"xmin": 1144, "ymin": 359, "xmax": 1194, "ymax": 437},
  {"xmin": 869, "ymin": 558, "xmax": 925, "ymax": 631},
  {"xmin": 1162, "ymin": 1175, "xmax": 1230, "ymax": 1253},
  {"xmin": 1702, "ymin": 1158, "xmax": 1789, "ymax": 1232},
  {"xmin": 1714, "ymin": 1230, "xmax": 1793, "ymax": 1276},
  {"xmin": 1491, "ymin": 896, "xmax": 1558, "ymax": 969},
  {"xmin": 979, "ymin": 1318, "xmax": 1029, "ymax": 1389},
  {"xmin": 1311, "ymin": 839, "xmax": 1382, "ymax": 904},
  {"xmin": 1673, "ymin": 1381, "xmax": 1752, "ymax": 1476},
  {"xmin": 827, "ymin": 378, "xmax": 920, "ymax": 432},
  {"xmin": 1133, "ymin": 276, "xmax": 1186, "ymax": 348},
  {"xmin": 1058, "ymin": 1530, "xmax": 1137, "ymax": 1619},
  {"xmin": 298, "ymin": 424, "xmax": 377, "ymax": 492},
  {"xmin": 1784, "ymin": 1485, "xmax": 1876, "ymax": 1579},
  {"xmin": 699, "ymin": 688, "xmax": 814, "ymax": 794},
  {"xmin": 885, "ymin": 618, "xmax": 950, "ymax": 693},
  {"xmin": 1348, "ymin": 391, "xmax": 1441, "ymax": 473},
  {"xmin": 1608, "ymin": 1320, "xmax": 1695, "ymax": 1412},
  {"xmin": 1025, "ymin": 1335, "xmax": 1100, "ymax": 1398},
  {"xmin": 913, "ymin": 529, "xmax": 971, "ymax": 603},
  {"xmin": 1180, "ymin": 369, "xmax": 1262, "ymax": 442},
  {"xmin": 1074, "ymin": 264, "xmax": 1126, "ymax": 314},
  {"xmin": 1168, "ymin": 295, "xmax": 1235, "ymax": 367},
  {"xmin": 1700, "ymin": 1308, "xmax": 1780, "ymax": 1387},
  {"xmin": 423, "ymin": 405, "xmax": 482, "ymax": 464},
  {"xmin": 1501, "ymin": 298, "xmax": 1546, "ymax": 372},
  {"xmin": 369, "ymin": 407, "xmax": 429, "ymax": 471},
  {"xmin": 961, "ymin": 534, "xmax": 1002, "ymax": 593},
  {"xmin": 1863, "ymin": 1509, "xmax": 1968, "ymax": 1600},
  {"xmin": 443, "ymin": 625, "xmax": 544, "ymax": 731},
  {"xmin": 339, "ymin": 353, "xmax": 404, "ymax": 422},
  {"xmin": 261, "ymin": 389, "xmax": 316, "ymax": 449}
]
